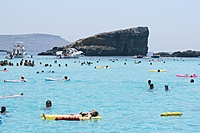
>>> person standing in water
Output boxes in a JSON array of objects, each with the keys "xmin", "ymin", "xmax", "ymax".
[
  {"xmin": 165, "ymin": 85, "xmax": 169, "ymax": 91},
  {"xmin": 149, "ymin": 84, "xmax": 154, "ymax": 90}
]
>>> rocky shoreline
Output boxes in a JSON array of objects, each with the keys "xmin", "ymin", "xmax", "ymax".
[
  {"xmin": 0, "ymin": 50, "xmax": 7, "ymax": 52},
  {"xmin": 153, "ymin": 50, "xmax": 200, "ymax": 57}
]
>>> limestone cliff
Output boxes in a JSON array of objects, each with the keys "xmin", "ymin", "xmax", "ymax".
[{"xmin": 38, "ymin": 27, "xmax": 149, "ymax": 56}]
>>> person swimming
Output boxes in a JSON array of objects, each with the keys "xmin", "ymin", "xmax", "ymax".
[
  {"xmin": 42, "ymin": 109, "xmax": 99, "ymax": 120},
  {"xmin": 79, "ymin": 109, "xmax": 99, "ymax": 118},
  {"xmin": 20, "ymin": 76, "xmax": 27, "ymax": 82},
  {"xmin": 63, "ymin": 76, "xmax": 68, "ymax": 81},
  {"xmin": 0, "ymin": 106, "xmax": 7, "ymax": 114},
  {"xmin": 45, "ymin": 100, "xmax": 52, "ymax": 109}
]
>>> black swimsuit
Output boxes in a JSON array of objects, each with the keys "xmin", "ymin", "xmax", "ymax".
[{"xmin": 80, "ymin": 112, "xmax": 88, "ymax": 117}]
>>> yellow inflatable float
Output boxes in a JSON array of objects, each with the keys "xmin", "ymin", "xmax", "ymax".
[
  {"xmin": 41, "ymin": 114, "xmax": 102, "ymax": 121},
  {"xmin": 160, "ymin": 112, "xmax": 182, "ymax": 116},
  {"xmin": 149, "ymin": 69, "xmax": 166, "ymax": 72}
]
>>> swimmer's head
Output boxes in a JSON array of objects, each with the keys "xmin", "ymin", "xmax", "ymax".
[
  {"xmin": 90, "ymin": 109, "xmax": 99, "ymax": 117},
  {"xmin": 46, "ymin": 100, "xmax": 52, "ymax": 107},
  {"xmin": 1, "ymin": 106, "xmax": 6, "ymax": 112}
]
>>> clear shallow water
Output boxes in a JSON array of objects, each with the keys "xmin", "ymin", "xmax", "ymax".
[{"xmin": 0, "ymin": 55, "xmax": 200, "ymax": 132}]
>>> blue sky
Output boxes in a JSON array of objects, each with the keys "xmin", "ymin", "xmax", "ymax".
[{"xmin": 0, "ymin": 0, "xmax": 200, "ymax": 52}]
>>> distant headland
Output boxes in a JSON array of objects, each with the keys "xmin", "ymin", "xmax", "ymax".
[
  {"xmin": 0, "ymin": 34, "xmax": 70, "ymax": 53},
  {"xmin": 0, "ymin": 50, "xmax": 7, "ymax": 52}
]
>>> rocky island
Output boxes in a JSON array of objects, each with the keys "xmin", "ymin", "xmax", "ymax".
[
  {"xmin": 154, "ymin": 50, "xmax": 200, "ymax": 57},
  {"xmin": 38, "ymin": 27, "xmax": 149, "ymax": 56}
]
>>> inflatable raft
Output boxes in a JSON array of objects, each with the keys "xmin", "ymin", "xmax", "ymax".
[
  {"xmin": 176, "ymin": 74, "xmax": 198, "ymax": 78},
  {"xmin": 149, "ymin": 69, "xmax": 166, "ymax": 72},
  {"xmin": 4, "ymin": 79, "xmax": 27, "ymax": 83},
  {"xmin": 95, "ymin": 66, "xmax": 109, "ymax": 69},
  {"xmin": 45, "ymin": 78, "xmax": 70, "ymax": 81},
  {"xmin": 0, "ymin": 70, "xmax": 8, "ymax": 72},
  {"xmin": 0, "ymin": 93, "xmax": 23, "ymax": 99},
  {"xmin": 41, "ymin": 114, "xmax": 102, "ymax": 121},
  {"xmin": 161, "ymin": 112, "xmax": 182, "ymax": 116}
]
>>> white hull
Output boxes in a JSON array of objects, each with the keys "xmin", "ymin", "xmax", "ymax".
[
  {"xmin": 14, "ymin": 54, "xmax": 26, "ymax": 58},
  {"xmin": 56, "ymin": 48, "xmax": 83, "ymax": 59},
  {"xmin": 5, "ymin": 41, "xmax": 26, "ymax": 59},
  {"xmin": 57, "ymin": 55, "xmax": 81, "ymax": 59}
]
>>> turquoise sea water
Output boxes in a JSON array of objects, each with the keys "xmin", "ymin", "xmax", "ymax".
[{"xmin": 0, "ymin": 55, "xmax": 200, "ymax": 132}]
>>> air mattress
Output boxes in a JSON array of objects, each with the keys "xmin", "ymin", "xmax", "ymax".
[
  {"xmin": 4, "ymin": 79, "xmax": 27, "ymax": 83},
  {"xmin": 176, "ymin": 74, "xmax": 198, "ymax": 78},
  {"xmin": 45, "ymin": 78, "xmax": 70, "ymax": 81},
  {"xmin": 0, "ymin": 93, "xmax": 23, "ymax": 99},
  {"xmin": 149, "ymin": 69, "xmax": 166, "ymax": 72},
  {"xmin": 161, "ymin": 112, "xmax": 182, "ymax": 116},
  {"xmin": 0, "ymin": 70, "xmax": 8, "ymax": 72},
  {"xmin": 41, "ymin": 114, "xmax": 102, "ymax": 121},
  {"xmin": 95, "ymin": 66, "xmax": 109, "ymax": 69}
]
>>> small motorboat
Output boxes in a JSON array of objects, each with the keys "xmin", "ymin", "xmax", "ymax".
[{"xmin": 56, "ymin": 48, "xmax": 83, "ymax": 59}]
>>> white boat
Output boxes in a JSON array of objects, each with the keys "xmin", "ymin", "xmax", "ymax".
[
  {"xmin": 133, "ymin": 55, "xmax": 144, "ymax": 58},
  {"xmin": 133, "ymin": 55, "xmax": 150, "ymax": 59},
  {"xmin": 56, "ymin": 48, "xmax": 83, "ymax": 58},
  {"xmin": 5, "ymin": 41, "xmax": 26, "ymax": 59},
  {"xmin": 151, "ymin": 54, "xmax": 160, "ymax": 58}
]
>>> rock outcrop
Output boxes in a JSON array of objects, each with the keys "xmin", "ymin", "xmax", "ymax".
[
  {"xmin": 38, "ymin": 27, "xmax": 149, "ymax": 56},
  {"xmin": 155, "ymin": 50, "xmax": 200, "ymax": 57}
]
